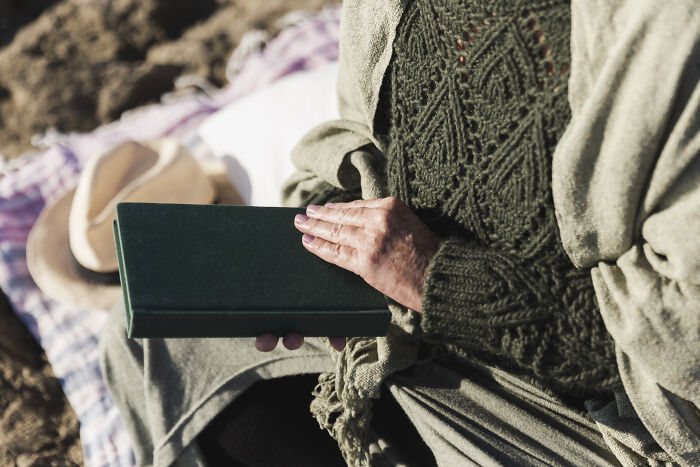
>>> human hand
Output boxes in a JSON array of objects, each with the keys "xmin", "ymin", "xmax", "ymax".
[
  {"xmin": 254, "ymin": 333, "xmax": 347, "ymax": 352},
  {"xmin": 255, "ymin": 197, "xmax": 440, "ymax": 353}
]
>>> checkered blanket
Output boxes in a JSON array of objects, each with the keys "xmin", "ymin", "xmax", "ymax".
[{"xmin": 0, "ymin": 6, "xmax": 340, "ymax": 466}]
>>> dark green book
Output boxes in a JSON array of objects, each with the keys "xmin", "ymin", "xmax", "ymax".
[{"xmin": 113, "ymin": 203, "xmax": 391, "ymax": 338}]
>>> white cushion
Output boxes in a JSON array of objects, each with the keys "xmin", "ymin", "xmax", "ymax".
[{"xmin": 197, "ymin": 62, "xmax": 340, "ymax": 206}]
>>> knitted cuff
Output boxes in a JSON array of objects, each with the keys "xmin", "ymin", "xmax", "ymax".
[
  {"xmin": 420, "ymin": 237, "xmax": 539, "ymax": 346},
  {"xmin": 420, "ymin": 238, "xmax": 622, "ymax": 398},
  {"xmin": 303, "ymin": 182, "xmax": 362, "ymax": 207}
]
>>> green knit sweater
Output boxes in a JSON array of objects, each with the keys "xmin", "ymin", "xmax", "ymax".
[{"xmin": 374, "ymin": 0, "xmax": 621, "ymax": 399}]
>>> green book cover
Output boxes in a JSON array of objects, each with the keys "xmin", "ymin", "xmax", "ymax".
[{"xmin": 113, "ymin": 202, "xmax": 391, "ymax": 338}]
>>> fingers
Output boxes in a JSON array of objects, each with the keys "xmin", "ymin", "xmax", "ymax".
[
  {"xmin": 306, "ymin": 204, "xmax": 380, "ymax": 227},
  {"xmin": 282, "ymin": 333, "xmax": 304, "ymax": 350},
  {"xmin": 255, "ymin": 333, "xmax": 279, "ymax": 352},
  {"xmin": 329, "ymin": 337, "xmax": 346, "ymax": 351},
  {"xmin": 256, "ymin": 332, "xmax": 305, "ymax": 352},
  {"xmin": 295, "ymin": 215, "xmax": 363, "ymax": 248},
  {"xmin": 302, "ymin": 234, "xmax": 359, "ymax": 274}
]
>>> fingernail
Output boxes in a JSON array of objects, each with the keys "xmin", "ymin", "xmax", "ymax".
[
  {"xmin": 302, "ymin": 234, "xmax": 315, "ymax": 244},
  {"xmin": 307, "ymin": 205, "xmax": 320, "ymax": 214},
  {"xmin": 295, "ymin": 214, "xmax": 309, "ymax": 224},
  {"xmin": 325, "ymin": 203, "xmax": 336, "ymax": 208}
]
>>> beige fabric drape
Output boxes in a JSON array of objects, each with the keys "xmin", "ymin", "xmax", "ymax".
[{"xmin": 550, "ymin": 1, "xmax": 700, "ymax": 463}]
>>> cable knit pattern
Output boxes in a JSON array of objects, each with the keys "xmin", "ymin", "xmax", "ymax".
[{"xmin": 377, "ymin": 0, "xmax": 621, "ymax": 398}]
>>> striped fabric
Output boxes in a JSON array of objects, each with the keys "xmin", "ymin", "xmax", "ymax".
[{"xmin": 0, "ymin": 6, "xmax": 340, "ymax": 466}]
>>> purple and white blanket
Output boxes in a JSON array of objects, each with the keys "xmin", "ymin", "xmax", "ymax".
[{"xmin": 0, "ymin": 6, "xmax": 340, "ymax": 466}]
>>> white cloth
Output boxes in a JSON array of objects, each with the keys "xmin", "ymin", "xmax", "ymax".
[{"xmin": 198, "ymin": 62, "xmax": 340, "ymax": 206}]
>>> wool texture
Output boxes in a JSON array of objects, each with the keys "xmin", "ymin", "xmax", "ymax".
[
  {"xmin": 303, "ymin": 181, "xmax": 362, "ymax": 207},
  {"xmin": 378, "ymin": 0, "xmax": 621, "ymax": 399}
]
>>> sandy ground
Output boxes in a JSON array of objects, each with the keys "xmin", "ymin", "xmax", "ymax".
[
  {"xmin": 0, "ymin": 295, "xmax": 82, "ymax": 465},
  {"xmin": 0, "ymin": 0, "xmax": 333, "ymax": 158},
  {"xmin": 0, "ymin": 0, "xmax": 335, "ymax": 464}
]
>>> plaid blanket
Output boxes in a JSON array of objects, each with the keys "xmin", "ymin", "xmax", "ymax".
[{"xmin": 0, "ymin": 6, "xmax": 340, "ymax": 466}]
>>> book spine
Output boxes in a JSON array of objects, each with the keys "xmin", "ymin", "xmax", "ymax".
[
  {"xmin": 128, "ymin": 309, "xmax": 391, "ymax": 338},
  {"xmin": 113, "ymin": 221, "xmax": 135, "ymax": 334}
]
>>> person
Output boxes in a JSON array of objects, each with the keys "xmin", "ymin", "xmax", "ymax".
[{"xmin": 100, "ymin": 0, "xmax": 700, "ymax": 465}]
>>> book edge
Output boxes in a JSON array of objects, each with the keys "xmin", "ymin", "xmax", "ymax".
[
  {"xmin": 128, "ymin": 308, "xmax": 392, "ymax": 338},
  {"xmin": 113, "ymin": 219, "xmax": 134, "ymax": 338}
]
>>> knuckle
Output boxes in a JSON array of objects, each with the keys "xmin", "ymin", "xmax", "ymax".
[
  {"xmin": 345, "ymin": 249, "xmax": 359, "ymax": 273},
  {"xmin": 370, "ymin": 227, "xmax": 386, "ymax": 246},
  {"xmin": 364, "ymin": 248, "xmax": 381, "ymax": 267},
  {"xmin": 330, "ymin": 222, "xmax": 343, "ymax": 242},
  {"xmin": 340, "ymin": 208, "xmax": 355, "ymax": 222},
  {"xmin": 375, "ymin": 211, "xmax": 391, "ymax": 231},
  {"xmin": 362, "ymin": 241, "xmax": 386, "ymax": 264},
  {"xmin": 385, "ymin": 196, "xmax": 401, "ymax": 209},
  {"xmin": 330, "ymin": 242, "xmax": 343, "ymax": 258},
  {"xmin": 368, "ymin": 233, "xmax": 382, "ymax": 251}
]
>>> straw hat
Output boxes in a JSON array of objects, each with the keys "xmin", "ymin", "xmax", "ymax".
[{"xmin": 27, "ymin": 139, "xmax": 241, "ymax": 309}]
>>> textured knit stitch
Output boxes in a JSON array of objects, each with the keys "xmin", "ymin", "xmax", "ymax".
[
  {"xmin": 303, "ymin": 181, "xmax": 362, "ymax": 206},
  {"xmin": 377, "ymin": 0, "xmax": 621, "ymax": 399}
]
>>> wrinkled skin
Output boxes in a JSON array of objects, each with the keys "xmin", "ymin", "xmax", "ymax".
[{"xmin": 255, "ymin": 197, "xmax": 441, "ymax": 353}]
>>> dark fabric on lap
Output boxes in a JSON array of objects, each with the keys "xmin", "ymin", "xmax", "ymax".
[
  {"xmin": 197, "ymin": 374, "xmax": 344, "ymax": 466},
  {"xmin": 197, "ymin": 374, "xmax": 436, "ymax": 467}
]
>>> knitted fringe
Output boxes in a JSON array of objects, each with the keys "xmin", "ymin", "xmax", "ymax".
[
  {"xmin": 310, "ymin": 337, "xmax": 379, "ymax": 467},
  {"xmin": 307, "ymin": 298, "xmax": 422, "ymax": 466}
]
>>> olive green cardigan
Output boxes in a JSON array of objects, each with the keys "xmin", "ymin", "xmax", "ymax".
[{"xmin": 282, "ymin": 0, "xmax": 700, "ymax": 464}]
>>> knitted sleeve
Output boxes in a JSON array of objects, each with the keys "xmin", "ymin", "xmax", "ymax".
[
  {"xmin": 420, "ymin": 236, "xmax": 621, "ymax": 399},
  {"xmin": 296, "ymin": 180, "xmax": 362, "ymax": 208}
]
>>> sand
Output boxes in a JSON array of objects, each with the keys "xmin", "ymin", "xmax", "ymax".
[
  {"xmin": 0, "ymin": 295, "xmax": 82, "ymax": 465},
  {"xmin": 0, "ymin": 0, "xmax": 334, "ymax": 464},
  {"xmin": 0, "ymin": 0, "xmax": 332, "ymax": 158}
]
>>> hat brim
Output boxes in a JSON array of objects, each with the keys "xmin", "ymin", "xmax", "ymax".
[
  {"xmin": 27, "ymin": 160, "xmax": 243, "ymax": 309},
  {"xmin": 27, "ymin": 188, "xmax": 124, "ymax": 309}
]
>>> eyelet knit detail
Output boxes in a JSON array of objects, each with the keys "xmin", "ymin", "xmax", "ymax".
[{"xmin": 376, "ymin": 0, "xmax": 621, "ymax": 399}]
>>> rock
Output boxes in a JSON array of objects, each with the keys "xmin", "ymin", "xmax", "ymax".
[
  {"xmin": 16, "ymin": 453, "xmax": 78, "ymax": 467},
  {"xmin": 0, "ymin": 0, "xmax": 336, "ymax": 158},
  {"xmin": 147, "ymin": 0, "xmax": 330, "ymax": 87},
  {"xmin": 0, "ymin": 0, "xmax": 60, "ymax": 48},
  {"xmin": 0, "ymin": 0, "xmax": 146, "ymax": 156},
  {"xmin": 0, "ymin": 0, "xmax": 216, "ymax": 157},
  {"xmin": 97, "ymin": 62, "xmax": 184, "ymax": 121}
]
